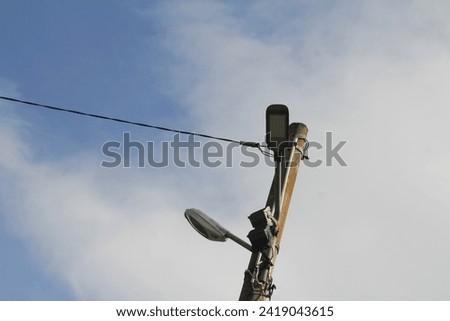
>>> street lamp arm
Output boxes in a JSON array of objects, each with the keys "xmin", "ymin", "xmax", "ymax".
[{"xmin": 224, "ymin": 231, "xmax": 253, "ymax": 252}]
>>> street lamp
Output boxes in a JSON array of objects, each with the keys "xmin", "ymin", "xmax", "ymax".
[
  {"xmin": 266, "ymin": 104, "xmax": 289, "ymax": 153},
  {"xmin": 185, "ymin": 208, "xmax": 253, "ymax": 252},
  {"xmin": 266, "ymin": 104, "xmax": 289, "ymax": 222}
]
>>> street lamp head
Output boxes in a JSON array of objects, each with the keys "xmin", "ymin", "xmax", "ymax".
[
  {"xmin": 266, "ymin": 104, "xmax": 289, "ymax": 152},
  {"xmin": 184, "ymin": 208, "xmax": 228, "ymax": 242},
  {"xmin": 185, "ymin": 208, "xmax": 254, "ymax": 252}
]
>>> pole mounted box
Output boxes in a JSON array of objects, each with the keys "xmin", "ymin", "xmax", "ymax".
[{"xmin": 247, "ymin": 207, "xmax": 276, "ymax": 251}]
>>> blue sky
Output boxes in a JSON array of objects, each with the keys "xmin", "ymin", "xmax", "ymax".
[
  {"xmin": 0, "ymin": 1, "xmax": 171, "ymax": 299},
  {"xmin": 1, "ymin": 1, "xmax": 450, "ymax": 300}
]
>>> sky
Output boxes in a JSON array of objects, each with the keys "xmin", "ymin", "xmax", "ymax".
[{"xmin": 0, "ymin": 0, "xmax": 450, "ymax": 300}]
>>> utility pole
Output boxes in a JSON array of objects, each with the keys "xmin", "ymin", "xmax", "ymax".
[
  {"xmin": 184, "ymin": 105, "xmax": 308, "ymax": 300},
  {"xmin": 239, "ymin": 121, "xmax": 308, "ymax": 301}
]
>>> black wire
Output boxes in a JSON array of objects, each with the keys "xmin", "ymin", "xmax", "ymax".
[
  {"xmin": 0, "ymin": 95, "xmax": 255, "ymax": 146},
  {"xmin": 258, "ymin": 146, "xmax": 273, "ymax": 158}
]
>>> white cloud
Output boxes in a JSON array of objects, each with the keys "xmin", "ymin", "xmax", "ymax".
[
  {"xmin": 0, "ymin": 102, "xmax": 256, "ymax": 299},
  {"xmin": 152, "ymin": 0, "xmax": 450, "ymax": 299}
]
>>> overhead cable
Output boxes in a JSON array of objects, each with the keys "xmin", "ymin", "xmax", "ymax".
[{"xmin": 0, "ymin": 95, "xmax": 260, "ymax": 147}]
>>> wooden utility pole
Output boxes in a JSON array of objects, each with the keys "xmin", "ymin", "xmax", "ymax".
[{"xmin": 239, "ymin": 122, "xmax": 308, "ymax": 300}]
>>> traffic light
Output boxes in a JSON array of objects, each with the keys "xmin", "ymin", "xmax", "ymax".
[{"xmin": 247, "ymin": 206, "xmax": 277, "ymax": 251}]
